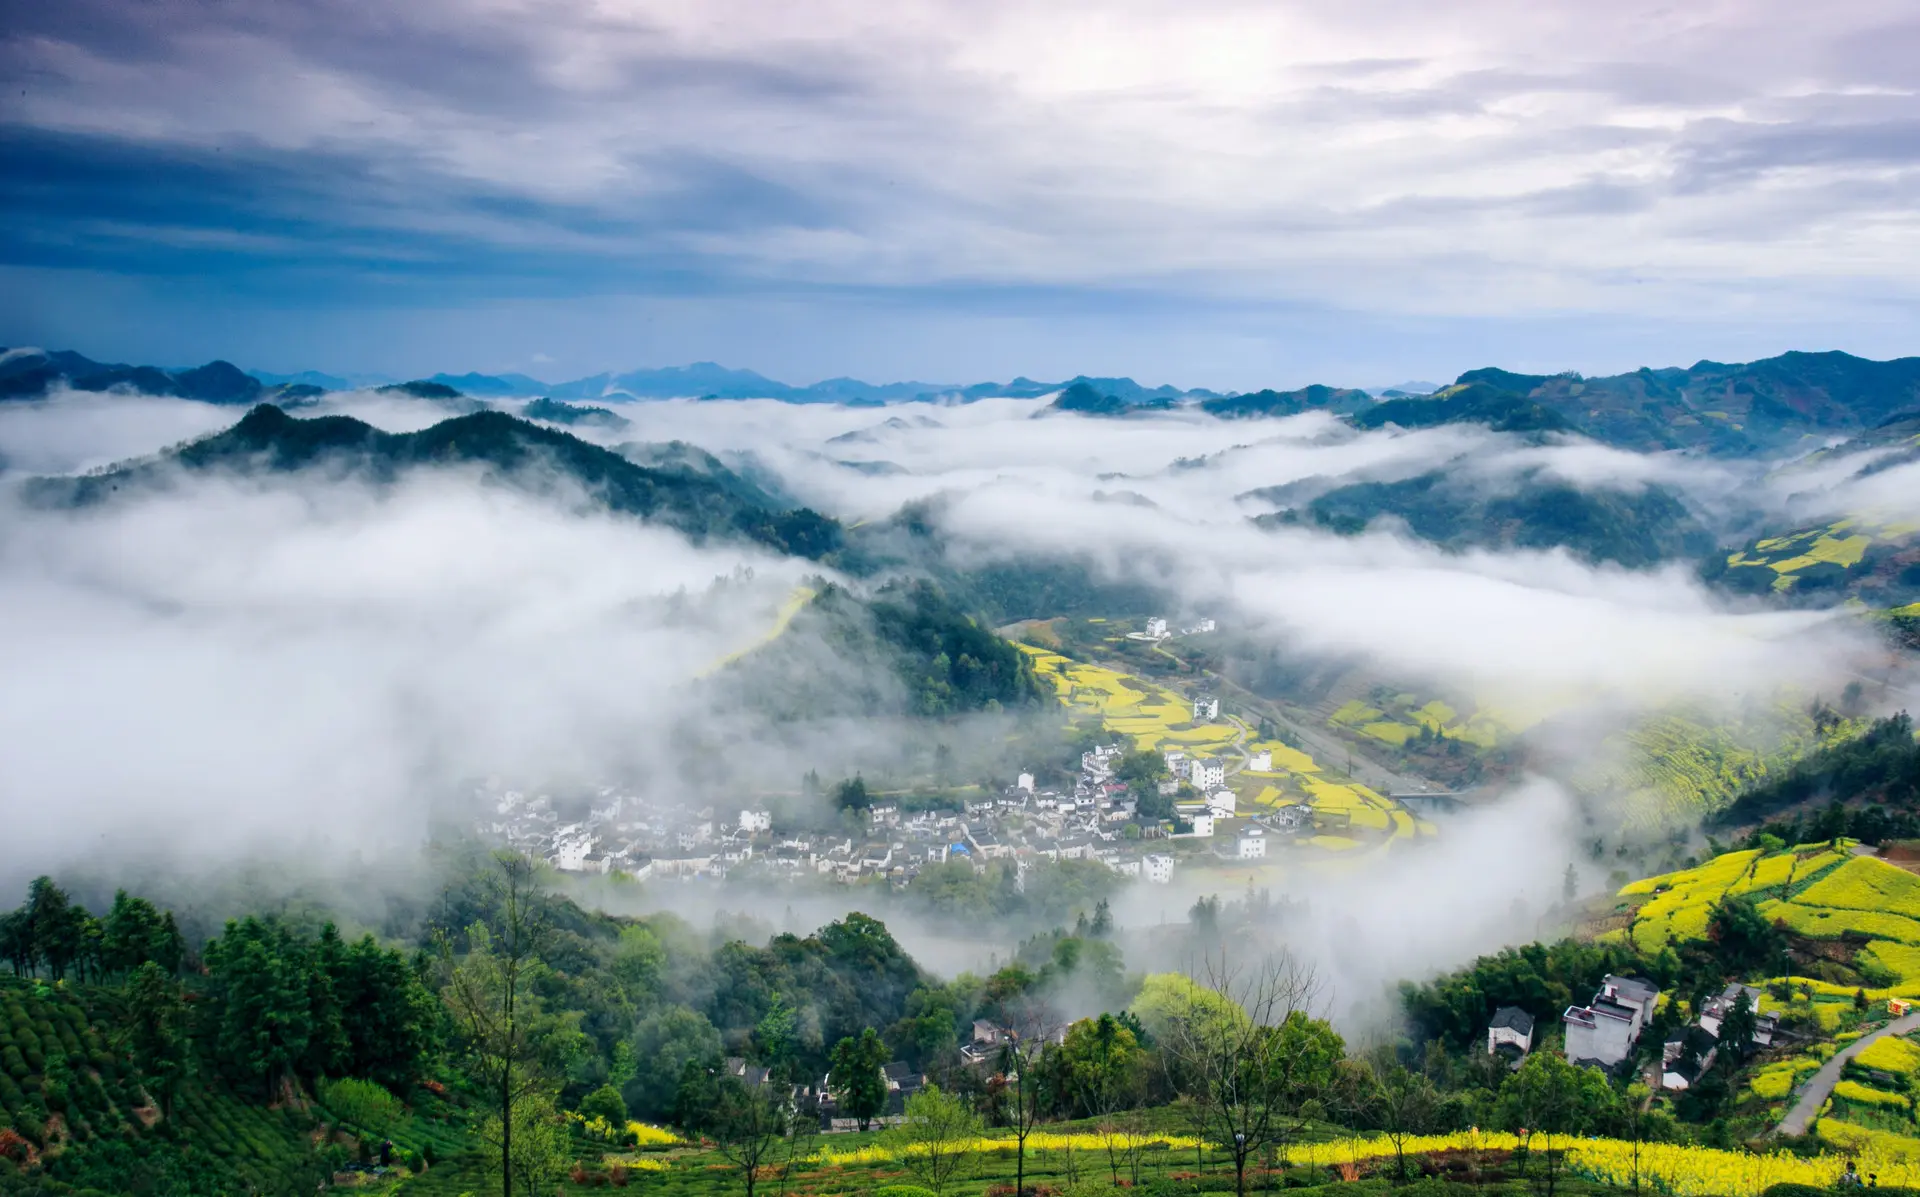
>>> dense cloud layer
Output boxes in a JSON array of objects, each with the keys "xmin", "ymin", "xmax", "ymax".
[{"xmin": 0, "ymin": 389, "xmax": 1886, "ymax": 1000}]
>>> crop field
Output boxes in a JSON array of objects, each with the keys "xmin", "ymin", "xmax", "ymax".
[
  {"xmin": 1615, "ymin": 847, "xmax": 1920, "ymax": 998},
  {"xmin": 1573, "ymin": 703, "xmax": 1857, "ymax": 830},
  {"xmin": 1019, "ymin": 646, "xmax": 1424, "ymax": 852},
  {"xmin": 1724, "ymin": 514, "xmax": 1920, "ymax": 592},
  {"xmin": 1288, "ymin": 1129, "xmax": 1920, "ymax": 1197},
  {"xmin": 1018, "ymin": 646, "xmax": 1238, "ymax": 757},
  {"xmin": 1327, "ymin": 694, "xmax": 1514, "ymax": 751}
]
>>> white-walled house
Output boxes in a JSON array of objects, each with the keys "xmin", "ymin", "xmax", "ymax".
[
  {"xmin": 1145, "ymin": 617, "xmax": 1168, "ymax": 639},
  {"xmin": 1143, "ymin": 854, "xmax": 1174, "ymax": 884},
  {"xmin": 1206, "ymin": 789, "xmax": 1237, "ymax": 818},
  {"xmin": 1190, "ymin": 758, "xmax": 1226, "ymax": 790},
  {"xmin": 1564, "ymin": 975, "xmax": 1659, "ymax": 1068},
  {"xmin": 1248, "ymin": 749, "xmax": 1273, "ymax": 772},
  {"xmin": 1017, "ymin": 772, "xmax": 1035, "ymax": 793},
  {"xmin": 1487, "ymin": 1007, "xmax": 1535, "ymax": 1062},
  {"xmin": 1236, "ymin": 828, "xmax": 1266, "ymax": 858},
  {"xmin": 739, "ymin": 809, "xmax": 772, "ymax": 833},
  {"xmin": 1192, "ymin": 695, "xmax": 1220, "ymax": 721}
]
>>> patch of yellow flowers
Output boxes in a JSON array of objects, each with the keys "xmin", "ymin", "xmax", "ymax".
[
  {"xmin": 1289, "ymin": 1131, "xmax": 1920, "ymax": 1197},
  {"xmin": 809, "ymin": 1131, "xmax": 1201, "ymax": 1166}
]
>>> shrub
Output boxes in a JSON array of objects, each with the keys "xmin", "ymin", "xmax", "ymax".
[
  {"xmin": 319, "ymin": 1077, "xmax": 404, "ymax": 1135},
  {"xmin": 877, "ymin": 1187, "xmax": 939, "ymax": 1197}
]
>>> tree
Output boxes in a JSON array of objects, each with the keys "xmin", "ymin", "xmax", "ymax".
[
  {"xmin": 1159, "ymin": 954, "xmax": 1342, "ymax": 1197},
  {"xmin": 1500, "ymin": 1052, "xmax": 1606, "ymax": 1197},
  {"xmin": 629, "ymin": 1007, "xmax": 724, "ymax": 1120},
  {"xmin": 25, "ymin": 877, "xmax": 86, "ymax": 981},
  {"xmin": 835, "ymin": 776, "xmax": 872, "ymax": 810},
  {"xmin": 333, "ymin": 932, "xmax": 440, "ymax": 1090},
  {"xmin": 1355, "ymin": 1048, "xmax": 1441, "ymax": 1182},
  {"xmin": 1089, "ymin": 899, "xmax": 1114, "ymax": 938},
  {"xmin": 438, "ymin": 851, "xmax": 563, "ymax": 1197},
  {"xmin": 1706, "ymin": 895, "xmax": 1785, "ymax": 976},
  {"xmin": 0, "ymin": 907, "xmax": 33, "ymax": 977},
  {"xmin": 580, "ymin": 1083, "xmax": 628, "ymax": 1130},
  {"xmin": 1056, "ymin": 1013, "xmax": 1146, "ymax": 1120},
  {"xmin": 121, "ymin": 960, "xmax": 189, "ymax": 1120},
  {"xmin": 712, "ymin": 1077, "xmax": 788, "ymax": 1197},
  {"xmin": 1719, "ymin": 990, "xmax": 1758, "ymax": 1061},
  {"xmin": 829, "ymin": 1027, "xmax": 889, "ymax": 1131},
  {"xmin": 203, "ymin": 916, "xmax": 324, "ymax": 1097},
  {"xmin": 996, "ymin": 1031, "xmax": 1048, "ymax": 1197},
  {"xmin": 477, "ymin": 1088, "xmax": 573, "ymax": 1197},
  {"xmin": 102, "ymin": 890, "xmax": 178, "ymax": 977},
  {"xmin": 883, "ymin": 1083, "xmax": 983, "ymax": 1197}
]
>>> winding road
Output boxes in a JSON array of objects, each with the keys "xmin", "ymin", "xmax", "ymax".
[{"xmin": 1777, "ymin": 1012, "xmax": 1920, "ymax": 1136}]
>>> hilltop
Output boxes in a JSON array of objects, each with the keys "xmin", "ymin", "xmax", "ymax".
[{"xmin": 21, "ymin": 404, "xmax": 843, "ymax": 559}]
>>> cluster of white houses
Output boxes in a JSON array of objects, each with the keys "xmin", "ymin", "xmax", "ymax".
[{"xmin": 1484, "ymin": 975, "xmax": 1780, "ymax": 1090}]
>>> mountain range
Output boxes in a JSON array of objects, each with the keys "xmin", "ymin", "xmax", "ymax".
[{"xmin": 9, "ymin": 343, "xmax": 1920, "ymax": 458}]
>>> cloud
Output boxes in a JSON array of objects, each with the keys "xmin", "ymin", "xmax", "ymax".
[
  {"xmin": 7, "ymin": 0, "xmax": 1920, "ymax": 382},
  {"xmin": 0, "ymin": 463, "xmax": 816, "ymax": 874}
]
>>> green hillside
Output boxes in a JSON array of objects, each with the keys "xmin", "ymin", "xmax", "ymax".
[{"xmin": 23, "ymin": 405, "xmax": 843, "ymax": 560}]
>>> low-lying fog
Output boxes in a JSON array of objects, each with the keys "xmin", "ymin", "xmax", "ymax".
[{"xmin": 0, "ymin": 383, "xmax": 1897, "ymax": 1016}]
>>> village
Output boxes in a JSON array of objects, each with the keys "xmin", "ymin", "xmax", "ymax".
[{"xmin": 481, "ymin": 690, "xmax": 1315, "ymax": 894}]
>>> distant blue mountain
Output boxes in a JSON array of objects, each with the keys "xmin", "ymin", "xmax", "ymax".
[
  {"xmin": 249, "ymin": 368, "xmax": 396, "ymax": 390},
  {"xmin": 429, "ymin": 371, "xmax": 550, "ymax": 397}
]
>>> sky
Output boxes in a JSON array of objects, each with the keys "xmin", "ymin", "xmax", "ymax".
[{"xmin": 4, "ymin": 0, "xmax": 1920, "ymax": 387}]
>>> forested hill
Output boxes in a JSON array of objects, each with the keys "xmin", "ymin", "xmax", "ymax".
[
  {"xmin": 1254, "ymin": 469, "xmax": 1717, "ymax": 568},
  {"xmin": 21, "ymin": 404, "xmax": 844, "ymax": 560},
  {"xmin": 706, "ymin": 580, "xmax": 1047, "ymax": 719},
  {"xmin": 1448, "ymin": 351, "xmax": 1920, "ymax": 455}
]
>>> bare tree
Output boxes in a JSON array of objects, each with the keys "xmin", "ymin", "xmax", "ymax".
[
  {"xmin": 713, "ymin": 1079, "xmax": 789, "ymax": 1197},
  {"xmin": 996, "ymin": 992, "xmax": 1058, "ymax": 1197},
  {"xmin": 1355, "ymin": 1046, "xmax": 1441, "ymax": 1183},
  {"xmin": 437, "ymin": 852, "xmax": 557, "ymax": 1197},
  {"xmin": 1159, "ymin": 953, "xmax": 1344, "ymax": 1197}
]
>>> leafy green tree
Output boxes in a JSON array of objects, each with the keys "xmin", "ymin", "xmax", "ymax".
[
  {"xmin": 628, "ymin": 1007, "xmax": 724, "ymax": 1119},
  {"xmin": 25, "ymin": 877, "xmax": 87, "ymax": 981},
  {"xmin": 101, "ymin": 890, "xmax": 179, "ymax": 976},
  {"xmin": 829, "ymin": 1027, "xmax": 890, "ymax": 1131},
  {"xmin": 883, "ymin": 1083, "xmax": 983, "ymax": 1197},
  {"xmin": 1055, "ymin": 1013, "xmax": 1146, "ymax": 1120},
  {"xmin": 1115, "ymin": 749, "xmax": 1169, "ymax": 790},
  {"xmin": 0, "ymin": 906, "xmax": 33, "ymax": 976},
  {"xmin": 478, "ymin": 1088, "xmax": 574, "ymax": 1197},
  {"xmin": 1499, "ymin": 1052, "xmax": 1610, "ymax": 1197},
  {"xmin": 203, "ymin": 916, "xmax": 326, "ymax": 1097},
  {"xmin": 439, "ymin": 852, "xmax": 568, "ymax": 1197},
  {"xmin": 1705, "ymin": 895, "xmax": 1785, "ymax": 976},
  {"xmin": 1719, "ymin": 990, "xmax": 1758, "ymax": 1060},
  {"xmin": 1160, "ymin": 957, "xmax": 1342, "ymax": 1197},
  {"xmin": 580, "ymin": 1083, "xmax": 627, "ymax": 1130},
  {"xmin": 835, "ymin": 776, "xmax": 872, "ymax": 810},
  {"xmin": 122, "ymin": 960, "xmax": 189, "ymax": 1119}
]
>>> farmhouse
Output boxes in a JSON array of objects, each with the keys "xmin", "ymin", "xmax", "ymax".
[
  {"xmin": 1192, "ymin": 695, "xmax": 1220, "ymax": 721},
  {"xmin": 1563, "ymin": 975, "xmax": 1659, "ymax": 1069},
  {"xmin": 738, "ymin": 809, "xmax": 772, "ymax": 833},
  {"xmin": 1236, "ymin": 827, "xmax": 1266, "ymax": 859},
  {"xmin": 1190, "ymin": 757, "xmax": 1226, "ymax": 790},
  {"xmin": 1145, "ymin": 617, "xmax": 1168, "ymax": 639},
  {"xmin": 1248, "ymin": 749, "xmax": 1272, "ymax": 771},
  {"xmin": 1486, "ymin": 1007, "xmax": 1534, "ymax": 1066},
  {"xmin": 1143, "ymin": 854, "xmax": 1174, "ymax": 884}
]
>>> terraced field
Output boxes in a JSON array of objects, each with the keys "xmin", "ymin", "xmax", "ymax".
[
  {"xmin": 1724, "ymin": 514, "xmax": 1919, "ymax": 593},
  {"xmin": 1573, "ymin": 703, "xmax": 1858, "ymax": 831},
  {"xmin": 1327, "ymin": 694, "xmax": 1518, "ymax": 751},
  {"xmin": 1615, "ymin": 847, "xmax": 1920, "ymax": 1023},
  {"xmin": 1019, "ymin": 646, "xmax": 1427, "ymax": 850}
]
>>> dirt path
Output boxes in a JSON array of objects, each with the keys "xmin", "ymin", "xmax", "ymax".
[{"xmin": 1778, "ymin": 1012, "xmax": 1920, "ymax": 1136}]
